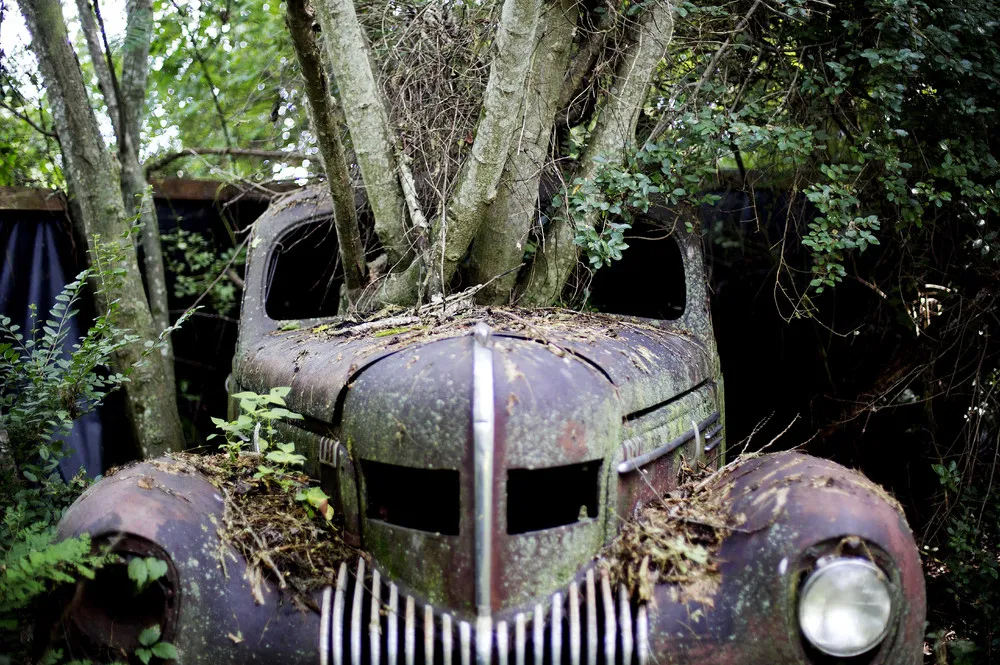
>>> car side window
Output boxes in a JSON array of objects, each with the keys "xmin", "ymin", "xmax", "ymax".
[
  {"xmin": 264, "ymin": 219, "xmax": 343, "ymax": 320},
  {"xmin": 587, "ymin": 221, "xmax": 687, "ymax": 320}
]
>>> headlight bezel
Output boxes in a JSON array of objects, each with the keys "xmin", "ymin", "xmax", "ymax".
[{"xmin": 797, "ymin": 555, "xmax": 895, "ymax": 658}]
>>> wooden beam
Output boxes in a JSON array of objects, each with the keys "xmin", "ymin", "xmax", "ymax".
[
  {"xmin": 0, "ymin": 186, "xmax": 66, "ymax": 211},
  {"xmin": 0, "ymin": 178, "xmax": 300, "ymax": 212}
]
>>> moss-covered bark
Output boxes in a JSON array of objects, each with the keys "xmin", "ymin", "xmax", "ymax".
[
  {"xmin": 429, "ymin": 0, "xmax": 543, "ymax": 293},
  {"xmin": 21, "ymin": 0, "xmax": 184, "ymax": 458},
  {"xmin": 75, "ymin": 0, "xmax": 175, "ymax": 393},
  {"xmin": 469, "ymin": 0, "xmax": 578, "ymax": 304},
  {"xmin": 313, "ymin": 0, "xmax": 411, "ymax": 268}
]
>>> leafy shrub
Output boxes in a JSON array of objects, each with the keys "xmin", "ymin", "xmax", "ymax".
[{"xmin": 0, "ymin": 227, "xmax": 188, "ymax": 663}]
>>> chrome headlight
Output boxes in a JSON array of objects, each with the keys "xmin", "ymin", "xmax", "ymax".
[{"xmin": 798, "ymin": 557, "xmax": 894, "ymax": 657}]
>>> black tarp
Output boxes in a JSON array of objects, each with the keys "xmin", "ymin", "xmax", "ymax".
[{"xmin": 0, "ymin": 210, "xmax": 103, "ymax": 478}]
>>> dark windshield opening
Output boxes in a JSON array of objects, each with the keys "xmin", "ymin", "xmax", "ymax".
[
  {"xmin": 507, "ymin": 461, "xmax": 601, "ymax": 534},
  {"xmin": 265, "ymin": 220, "xmax": 343, "ymax": 320},
  {"xmin": 587, "ymin": 221, "xmax": 686, "ymax": 320}
]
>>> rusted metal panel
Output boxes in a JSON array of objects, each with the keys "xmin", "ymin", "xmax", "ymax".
[{"xmin": 52, "ymin": 457, "xmax": 320, "ymax": 665}]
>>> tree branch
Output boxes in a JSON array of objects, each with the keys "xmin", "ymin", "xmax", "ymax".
[
  {"xmin": 0, "ymin": 100, "xmax": 57, "ymax": 137},
  {"xmin": 313, "ymin": 0, "xmax": 411, "ymax": 267},
  {"xmin": 73, "ymin": 0, "xmax": 121, "ymax": 138},
  {"xmin": 430, "ymin": 0, "xmax": 543, "ymax": 293},
  {"xmin": 168, "ymin": 0, "xmax": 234, "ymax": 150},
  {"xmin": 145, "ymin": 147, "xmax": 312, "ymax": 175},
  {"xmin": 286, "ymin": 0, "xmax": 367, "ymax": 300},
  {"xmin": 522, "ymin": 0, "xmax": 674, "ymax": 305},
  {"xmin": 469, "ymin": 0, "xmax": 578, "ymax": 304}
]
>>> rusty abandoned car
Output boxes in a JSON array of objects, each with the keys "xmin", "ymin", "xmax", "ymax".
[{"xmin": 51, "ymin": 188, "xmax": 926, "ymax": 664}]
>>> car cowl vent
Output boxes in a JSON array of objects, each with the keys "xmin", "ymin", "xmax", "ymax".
[{"xmin": 320, "ymin": 559, "xmax": 650, "ymax": 665}]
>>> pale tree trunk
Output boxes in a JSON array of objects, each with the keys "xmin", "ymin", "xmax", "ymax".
[
  {"xmin": 75, "ymin": 0, "xmax": 175, "ymax": 393},
  {"xmin": 469, "ymin": 0, "xmax": 578, "ymax": 303},
  {"xmin": 21, "ymin": 0, "xmax": 185, "ymax": 458},
  {"xmin": 73, "ymin": 0, "xmax": 119, "ymax": 136},
  {"xmin": 286, "ymin": 0, "xmax": 367, "ymax": 303},
  {"xmin": 522, "ymin": 0, "xmax": 674, "ymax": 305},
  {"xmin": 429, "ymin": 0, "xmax": 542, "ymax": 293},
  {"xmin": 313, "ymin": 0, "xmax": 411, "ymax": 269}
]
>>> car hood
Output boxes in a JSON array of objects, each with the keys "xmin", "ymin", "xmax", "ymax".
[{"xmin": 234, "ymin": 309, "xmax": 715, "ymax": 425}]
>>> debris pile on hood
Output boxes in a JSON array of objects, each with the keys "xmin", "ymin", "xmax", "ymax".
[
  {"xmin": 170, "ymin": 452, "xmax": 361, "ymax": 608},
  {"xmin": 603, "ymin": 458, "xmax": 745, "ymax": 606}
]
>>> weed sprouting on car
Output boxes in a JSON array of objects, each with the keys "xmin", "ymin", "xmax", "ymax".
[{"xmin": 171, "ymin": 389, "xmax": 361, "ymax": 604}]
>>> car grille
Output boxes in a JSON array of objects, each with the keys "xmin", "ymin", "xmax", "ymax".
[{"xmin": 320, "ymin": 558, "xmax": 650, "ymax": 665}]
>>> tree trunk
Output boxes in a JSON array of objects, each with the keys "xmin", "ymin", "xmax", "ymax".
[
  {"xmin": 429, "ymin": 0, "xmax": 543, "ymax": 293},
  {"xmin": 21, "ymin": 0, "xmax": 185, "ymax": 459},
  {"xmin": 313, "ymin": 0, "xmax": 411, "ymax": 268},
  {"xmin": 469, "ymin": 0, "xmax": 578, "ymax": 303},
  {"xmin": 286, "ymin": 0, "xmax": 367, "ymax": 303},
  {"xmin": 521, "ymin": 0, "xmax": 674, "ymax": 305},
  {"xmin": 75, "ymin": 0, "xmax": 175, "ymax": 393}
]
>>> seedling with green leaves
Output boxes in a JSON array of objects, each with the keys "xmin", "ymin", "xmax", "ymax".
[
  {"xmin": 210, "ymin": 388, "xmax": 332, "ymax": 520},
  {"xmin": 136, "ymin": 624, "xmax": 178, "ymax": 664}
]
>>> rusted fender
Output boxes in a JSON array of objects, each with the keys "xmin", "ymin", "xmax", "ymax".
[
  {"xmin": 647, "ymin": 451, "xmax": 925, "ymax": 665},
  {"xmin": 49, "ymin": 457, "xmax": 319, "ymax": 665}
]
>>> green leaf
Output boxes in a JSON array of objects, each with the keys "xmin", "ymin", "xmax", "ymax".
[
  {"xmin": 128, "ymin": 557, "xmax": 148, "ymax": 588},
  {"xmin": 151, "ymin": 642, "xmax": 179, "ymax": 660},
  {"xmin": 136, "ymin": 648, "xmax": 152, "ymax": 665},
  {"xmin": 139, "ymin": 624, "xmax": 161, "ymax": 647},
  {"xmin": 145, "ymin": 557, "xmax": 168, "ymax": 583}
]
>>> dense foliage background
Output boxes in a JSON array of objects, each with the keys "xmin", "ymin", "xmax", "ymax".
[{"xmin": 1, "ymin": 0, "xmax": 998, "ymax": 662}]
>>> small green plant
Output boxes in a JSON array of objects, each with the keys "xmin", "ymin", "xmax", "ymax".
[
  {"xmin": 135, "ymin": 623, "xmax": 178, "ymax": 664},
  {"xmin": 210, "ymin": 388, "xmax": 333, "ymax": 520}
]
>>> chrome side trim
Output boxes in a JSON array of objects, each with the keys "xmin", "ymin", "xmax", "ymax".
[
  {"xmin": 472, "ymin": 323, "xmax": 495, "ymax": 617},
  {"xmin": 703, "ymin": 421, "xmax": 724, "ymax": 453},
  {"xmin": 333, "ymin": 563, "xmax": 348, "ymax": 665},
  {"xmin": 618, "ymin": 411, "xmax": 721, "ymax": 473}
]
